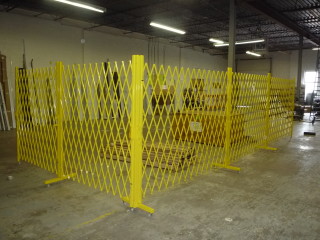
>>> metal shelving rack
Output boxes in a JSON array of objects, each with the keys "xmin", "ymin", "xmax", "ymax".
[{"xmin": 309, "ymin": 48, "xmax": 320, "ymax": 123}]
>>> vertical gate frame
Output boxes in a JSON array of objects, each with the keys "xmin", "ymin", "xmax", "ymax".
[
  {"xmin": 45, "ymin": 62, "xmax": 75, "ymax": 185},
  {"xmin": 15, "ymin": 68, "xmax": 20, "ymax": 162},
  {"xmin": 122, "ymin": 55, "xmax": 154, "ymax": 214},
  {"xmin": 257, "ymin": 73, "xmax": 277, "ymax": 151},
  {"xmin": 215, "ymin": 67, "xmax": 240, "ymax": 172}
]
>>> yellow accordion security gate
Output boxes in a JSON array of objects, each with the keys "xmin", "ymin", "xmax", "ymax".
[{"xmin": 15, "ymin": 55, "xmax": 295, "ymax": 213}]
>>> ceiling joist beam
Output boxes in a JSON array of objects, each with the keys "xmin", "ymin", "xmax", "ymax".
[
  {"xmin": 282, "ymin": 5, "xmax": 320, "ymax": 13},
  {"xmin": 240, "ymin": 0, "xmax": 320, "ymax": 46}
]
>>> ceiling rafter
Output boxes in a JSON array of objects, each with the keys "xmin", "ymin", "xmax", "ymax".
[
  {"xmin": 240, "ymin": 0, "xmax": 320, "ymax": 46},
  {"xmin": 0, "ymin": 0, "xmax": 318, "ymax": 53},
  {"xmin": 281, "ymin": 4, "xmax": 320, "ymax": 13}
]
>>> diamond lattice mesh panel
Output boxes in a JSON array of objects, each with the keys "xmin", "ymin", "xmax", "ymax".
[
  {"xmin": 268, "ymin": 76, "xmax": 295, "ymax": 142},
  {"xmin": 16, "ymin": 67, "xmax": 58, "ymax": 173},
  {"xmin": 142, "ymin": 65, "xmax": 230, "ymax": 195},
  {"xmin": 16, "ymin": 60, "xmax": 295, "ymax": 206},
  {"xmin": 62, "ymin": 62, "xmax": 132, "ymax": 197}
]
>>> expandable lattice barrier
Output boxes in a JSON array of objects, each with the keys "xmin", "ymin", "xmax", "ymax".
[{"xmin": 16, "ymin": 55, "xmax": 295, "ymax": 213}]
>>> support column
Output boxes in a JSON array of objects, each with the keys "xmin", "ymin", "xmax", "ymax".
[
  {"xmin": 297, "ymin": 35, "xmax": 303, "ymax": 103},
  {"xmin": 228, "ymin": 0, "xmax": 236, "ymax": 69},
  {"xmin": 218, "ymin": 0, "xmax": 240, "ymax": 171}
]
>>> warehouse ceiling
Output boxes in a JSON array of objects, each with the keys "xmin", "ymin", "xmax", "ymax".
[{"xmin": 0, "ymin": 0, "xmax": 319, "ymax": 55}]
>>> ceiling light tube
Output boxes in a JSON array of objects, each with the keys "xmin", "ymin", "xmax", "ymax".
[
  {"xmin": 214, "ymin": 39, "xmax": 265, "ymax": 47},
  {"xmin": 237, "ymin": 39, "xmax": 265, "ymax": 45},
  {"xmin": 214, "ymin": 43, "xmax": 230, "ymax": 47},
  {"xmin": 246, "ymin": 51, "xmax": 261, "ymax": 57},
  {"xmin": 150, "ymin": 22, "xmax": 186, "ymax": 35},
  {"xmin": 52, "ymin": 0, "xmax": 106, "ymax": 13},
  {"xmin": 209, "ymin": 38, "xmax": 224, "ymax": 44},
  {"xmin": 312, "ymin": 47, "xmax": 320, "ymax": 50}
]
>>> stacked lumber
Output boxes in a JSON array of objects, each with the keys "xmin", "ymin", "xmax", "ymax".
[{"xmin": 102, "ymin": 141, "xmax": 195, "ymax": 171}]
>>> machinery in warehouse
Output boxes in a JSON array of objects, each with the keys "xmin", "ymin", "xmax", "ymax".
[{"xmin": 309, "ymin": 48, "xmax": 320, "ymax": 124}]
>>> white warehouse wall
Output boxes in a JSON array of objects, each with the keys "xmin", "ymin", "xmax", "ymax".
[
  {"xmin": 289, "ymin": 49, "xmax": 318, "ymax": 83},
  {"xmin": 1, "ymin": 11, "xmax": 317, "ymax": 126},
  {"xmin": 236, "ymin": 50, "xmax": 318, "ymax": 82},
  {"xmin": 0, "ymin": 12, "xmax": 227, "ymax": 73},
  {"xmin": 0, "ymin": 11, "xmax": 228, "ymax": 127}
]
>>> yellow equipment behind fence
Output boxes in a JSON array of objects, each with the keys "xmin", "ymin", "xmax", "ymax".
[{"xmin": 15, "ymin": 55, "xmax": 295, "ymax": 213}]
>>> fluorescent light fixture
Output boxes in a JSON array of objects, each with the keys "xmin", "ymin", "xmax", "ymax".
[
  {"xmin": 209, "ymin": 38, "xmax": 224, "ymax": 44},
  {"xmin": 214, "ymin": 43, "xmax": 230, "ymax": 47},
  {"xmin": 237, "ymin": 39, "xmax": 265, "ymax": 45},
  {"xmin": 150, "ymin": 22, "xmax": 185, "ymax": 35},
  {"xmin": 52, "ymin": 0, "xmax": 106, "ymax": 13},
  {"xmin": 246, "ymin": 51, "xmax": 261, "ymax": 57},
  {"xmin": 312, "ymin": 47, "xmax": 320, "ymax": 50},
  {"xmin": 214, "ymin": 39, "xmax": 265, "ymax": 47}
]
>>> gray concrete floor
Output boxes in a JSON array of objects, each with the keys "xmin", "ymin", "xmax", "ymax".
[{"xmin": 1, "ymin": 120, "xmax": 320, "ymax": 240}]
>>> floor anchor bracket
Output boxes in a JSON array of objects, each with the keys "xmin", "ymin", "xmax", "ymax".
[{"xmin": 44, "ymin": 173, "xmax": 76, "ymax": 185}]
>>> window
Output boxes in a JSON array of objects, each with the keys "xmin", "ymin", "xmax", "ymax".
[{"xmin": 304, "ymin": 71, "xmax": 317, "ymax": 100}]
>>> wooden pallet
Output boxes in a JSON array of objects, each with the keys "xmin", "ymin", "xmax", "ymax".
[{"xmin": 101, "ymin": 141, "xmax": 196, "ymax": 172}]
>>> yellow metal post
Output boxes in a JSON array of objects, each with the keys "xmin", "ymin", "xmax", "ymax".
[
  {"xmin": 224, "ymin": 67, "xmax": 232, "ymax": 166},
  {"xmin": 257, "ymin": 73, "xmax": 277, "ymax": 151},
  {"xmin": 45, "ymin": 62, "xmax": 75, "ymax": 185},
  {"xmin": 130, "ymin": 55, "xmax": 143, "ymax": 208},
  {"xmin": 15, "ymin": 67, "xmax": 20, "ymax": 163},
  {"xmin": 289, "ymin": 79, "xmax": 296, "ymax": 138},
  {"xmin": 56, "ymin": 61, "xmax": 64, "ymax": 178},
  {"xmin": 122, "ymin": 55, "xmax": 154, "ymax": 214},
  {"xmin": 221, "ymin": 67, "xmax": 240, "ymax": 171}
]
